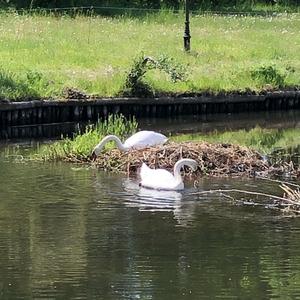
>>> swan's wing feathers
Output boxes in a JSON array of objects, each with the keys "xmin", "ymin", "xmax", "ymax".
[
  {"xmin": 124, "ymin": 131, "xmax": 167, "ymax": 149},
  {"xmin": 140, "ymin": 165, "xmax": 178, "ymax": 190},
  {"xmin": 140, "ymin": 162, "xmax": 152, "ymax": 177},
  {"xmin": 145, "ymin": 168, "xmax": 174, "ymax": 181}
]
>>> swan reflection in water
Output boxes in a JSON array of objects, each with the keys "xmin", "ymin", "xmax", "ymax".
[{"xmin": 122, "ymin": 178, "xmax": 197, "ymax": 227}]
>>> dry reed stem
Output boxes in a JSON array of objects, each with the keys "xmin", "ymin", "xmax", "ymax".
[
  {"xmin": 280, "ymin": 184, "xmax": 300, "ymax": 203},
  {"xmin": 194, "ymin": 188, "xmax": 300, "ymax": 214}
]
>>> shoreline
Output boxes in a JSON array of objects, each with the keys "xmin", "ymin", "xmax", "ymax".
[{"xmin": 1, "ymin": 90, "xmax": 300, "ymax": 127}]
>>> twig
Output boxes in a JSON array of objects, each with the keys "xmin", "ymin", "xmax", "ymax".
[
  {"xmin": 255, "ymin": 176, "xmax": 300, "ymax": 189},
  {"xmin": 191, "ymin": 189, "xmax": 298, "ymax": 205}
]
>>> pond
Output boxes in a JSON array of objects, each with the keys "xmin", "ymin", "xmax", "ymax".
[{"xmin": 1, "ymin": 142, "xmax": 300, "ymax": 299}]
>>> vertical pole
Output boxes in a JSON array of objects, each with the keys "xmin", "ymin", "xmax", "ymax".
[{"xmin": 184, "ymin": 0, "xmax": 191, "ymax": 51}]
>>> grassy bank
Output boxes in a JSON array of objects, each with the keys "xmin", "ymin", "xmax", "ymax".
[
  {"xmin": 33, "ymin": 115, "xmax": 137, "ymax": 160},
  {"xmin": 0, "ymin": 11, "xmax": 299, "ymax": 100},
  {"xmin": 31, "ymin": 122, "xmax": 300, "ymax": 177},
  {"xmin": 32, "ymin": 114, "xmax": 300, "ymax": 162},
  {"xmin": 171, "ymin": 127, "xmax": 300, "ymax": 154}
]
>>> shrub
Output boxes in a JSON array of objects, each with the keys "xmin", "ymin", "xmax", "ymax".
[
  {"xmin": 250, "ymin": 64, "xmax": 287, "ymax": 88},
  {"xmin": 122, "ymin": 54, "xmax": 188, "ymax": 96}
]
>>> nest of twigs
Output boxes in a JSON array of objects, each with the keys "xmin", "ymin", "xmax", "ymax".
[{"xmin": 90, "ymin": 141, "xmax": 271, "ymax": 177}]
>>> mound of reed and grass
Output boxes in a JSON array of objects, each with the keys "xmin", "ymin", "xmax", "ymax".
[
  {"xmin": 32, "ymin": 115, "xmax": 300, "ymax": 179},
  {"xmin": 91, "ymin": 141, "xmax": 270, "ymax": 177}
]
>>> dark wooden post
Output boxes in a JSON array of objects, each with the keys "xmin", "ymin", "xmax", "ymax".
[{"xmin": 184, "ymin": 0, "xmax": 191, "ymax": 51}]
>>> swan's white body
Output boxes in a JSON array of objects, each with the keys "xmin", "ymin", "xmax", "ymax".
[
  {"xmin": 92, "ymin": 130, "xmax": 167, "ymax": 156},
  {"xmin": 122, "ymin": 179, "xmax": 182, "ymax": 210},
  {"xmin": 140, "ymin": 158, "xmax": 198, "ymax": 191}
]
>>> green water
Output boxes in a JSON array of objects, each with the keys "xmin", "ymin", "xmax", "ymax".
[{"xmin": 1, "ymin": 144, "xmax": 300, "ymax": 299}]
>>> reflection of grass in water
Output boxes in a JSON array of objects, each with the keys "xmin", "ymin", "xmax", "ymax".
[
  {"xmin": 171, "ymin": 127, "xmax": 300, "ymax": 154},
  {"xmin": 32, "ymin": 115, "xmax": 138, "ymax": 160}
]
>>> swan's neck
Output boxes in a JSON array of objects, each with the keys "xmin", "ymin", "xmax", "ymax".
[
  {"xmin": 94, "ymin": 135, "xmax": 126, "ymax": 155},
  {"xmin": 173, "ymin": 160, "xmax": 185, "ymax": 184}
]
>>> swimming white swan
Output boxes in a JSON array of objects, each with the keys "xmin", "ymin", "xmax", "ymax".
[
  {"xmin": 91, "ymin": 130, "xmax": 167, "ymax": 158},
  {"xmin": 140, "ymin": 158, "xmax": 198, "ymax": 191},
  {"xmin": 122, "ymin": 178, "xmax": 182, "ymax": 211}
]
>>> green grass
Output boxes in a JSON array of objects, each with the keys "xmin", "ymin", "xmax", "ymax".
[
  {"xmin": 171, "ymin": 126, "xmax": 300, "ymax": 154},
  {"xmin": 0, "ymin": 10, "xmax": 299, "ymax": 100},
  {"xmin": 32, "ymin": 114, "xmax": 138, "ymax": 160},
  {"xmin": 32, "ymin": 117, "xmax": 300, "ymax": 161}
]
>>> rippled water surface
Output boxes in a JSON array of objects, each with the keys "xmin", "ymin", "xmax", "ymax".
[{"xmin": 1, "ymin": 144, "xmax": 300, "ymax": 299}]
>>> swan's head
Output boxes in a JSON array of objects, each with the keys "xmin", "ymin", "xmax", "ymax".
[
  {"xmin": 173, "ymin": 159, "xmax": 198, "ymax": 181},
  {"xmin": 91, "ymin": 143, "xmax": 103, "ymax": 161},
  {"xmin": 91, "ymin": 150, "xmax": 98, "ymax": 161},
  {"xmin": 90, "ymin": 138, "xmax": 107, "ymax": 160},
  {"xmin": 182, "ymin": 159, "xmax": 198, "ymax": 171}
]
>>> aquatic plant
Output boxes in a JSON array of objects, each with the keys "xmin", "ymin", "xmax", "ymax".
[{"xmin": 33, "ymin": 114, "xmax": 138, "ymax": 160}]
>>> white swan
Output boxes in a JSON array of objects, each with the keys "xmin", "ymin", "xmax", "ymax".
[
  {"xmin": 91, "ymin": 130, "xmax": 167, "ymax": 158},
  {"xmin": 140, "ymin": 158, "xmax": 198, "ymax": 191},
  {"xmin": 122, "ymin": 178, "xmax": 182, "ymax": 211}
]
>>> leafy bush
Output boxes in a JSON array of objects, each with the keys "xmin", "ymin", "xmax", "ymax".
[
  {"xmin": 250, "ymin": 64, "xmax": 287, "ymax": 88},
  {"xmin": 122, "ymin": 54, "xmax": 187, "ymax": 96}
]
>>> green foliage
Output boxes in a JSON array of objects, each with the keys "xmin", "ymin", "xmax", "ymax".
[
  {"xmin": 246, "ymin": 127, "xmax": 283, "ymax": 150},
  {"xmin": 26, "ymin": 70, "xmax": 43, "ymax": 85},
  {"xmin": 0, "ymin": 68, "xmax": 56, "ymax": 100},
  {"xmin": 0, "ymin": 69, "xmax": 35, "ymax": 100},
  {"xmin": 250, "ymin": 64, "xmax": 288, "ymax": 87},
  {"xmin": 33, "ymin": 123, "xmax": 300, "ymax": 163},
  {"xmin": 0, "ymin": 13, "xmax": 299, "ymax": 99},
  {"xmin": 33, "ymin": 114, "xmax": 138, "ymax": 160},
  {"xmin": 171, "ymin": 126, "xmax": 300, "ymax": 154},
  {"xmin": 2, "ymin": 0, "xmax": 299, "ymax": 12},
  {"xmin": 122, "ymin": 54, "xmax": 187, "ymax": 96},
  {"xmin": 122, "ymin": 54, "xmax": 153, "ymax": 97},
  {"xmin": 150, "ymin": 55, "xmax": 187, "ymax": 83}
]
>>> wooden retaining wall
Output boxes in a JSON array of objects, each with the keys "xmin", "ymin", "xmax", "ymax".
[
  {"xmin": 0, "ymin": 91, "xmax": 300, "ymax": 127},
  {"xmin": 0, "ymin": 122, "xmax": 84, "ymax": 139}
]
